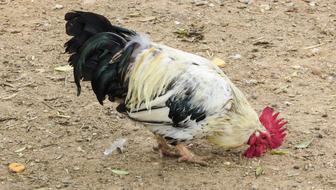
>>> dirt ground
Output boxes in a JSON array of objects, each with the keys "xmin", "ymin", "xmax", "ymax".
[{"xmin": 0, "ymin": 0, "xmax": 336, "ymax": 189}]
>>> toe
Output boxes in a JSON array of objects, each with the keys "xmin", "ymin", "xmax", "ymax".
[
  {"xmin": 178, "ymin": 155, "xmax": 210, "ymax": 166},
  {"xmin": 153, "ymin": 146, "xmax": 179, "ymax": 157}
]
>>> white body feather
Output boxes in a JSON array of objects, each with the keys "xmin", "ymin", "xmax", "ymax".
[{"xmin": 124, "ymin": 34, "xmax": 262, "ymax": 147}]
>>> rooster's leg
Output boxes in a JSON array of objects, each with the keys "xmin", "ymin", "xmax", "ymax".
[
  {"xmin": 153, "ymin": 136, "xmax": 179, "ymax": 157},
  {"xmin": 175, "ymin": 143, "xmax": 211, "ymax": 166}
]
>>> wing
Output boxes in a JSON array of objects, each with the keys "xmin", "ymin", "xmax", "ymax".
[{"xmin": 127, "ymin": 83, "xmax": 208, "ymax": 127}]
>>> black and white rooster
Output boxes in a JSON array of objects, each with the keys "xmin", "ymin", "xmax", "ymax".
[{"xmin": 64, "ymin": 11, "xmax": 287, "ymax": 165}]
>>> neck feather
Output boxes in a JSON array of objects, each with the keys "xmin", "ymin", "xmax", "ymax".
[{"xmin": 207, "ymin": 78, "xmax": 264, "ymax": 147}]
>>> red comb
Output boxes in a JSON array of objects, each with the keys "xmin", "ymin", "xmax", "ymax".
[{"xmin": 259, "ymin": 106, "xmax": 287, "ymax": 149}]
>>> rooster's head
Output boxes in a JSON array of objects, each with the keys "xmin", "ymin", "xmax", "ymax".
[{"xmin": 244, "ymin": 107, "xmax": 287, "ymax": 158}]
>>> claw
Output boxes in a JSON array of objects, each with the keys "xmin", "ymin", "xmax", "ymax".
[
  {"xmin": 178, "ymin": 155, "xmax": 212, "ymax": 166},
  {"xmin": 176, "ymin": 143, "xmax": 212, "ymax": 166}
]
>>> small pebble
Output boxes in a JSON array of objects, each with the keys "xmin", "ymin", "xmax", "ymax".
[
  {"xmin": 251, "ymin": 184, "xmax": 258, "ymax": 190},
  {"xmin": 304, "ymin": 164, "xmax": 311, "ymax": 171},
  {"xmin": 82, "ymin": 0, "xmax": 96, "ymax": 4},
  {"xmin": 56, "ymin": 184, "xmax": 62, "ymax": 189},
  {"xmin": 288, "ymin": 94, "xmax": 296, "ymax": 98},
  {"xmin": 53, "ymin": 4, "xmax": 64, "ymax": 10},
  {"xmin": 311, "ymin": 48, "xmax": 320, "ymax": 54},
  {"xmin": 77, "ymin": 146, "xmax": 85, "ymax": 152},
  {"xmin": 285, "ymin": 101, "xmax": 292, "ymax": 106},
  {"xmin": 260, "ymin": 4, "xmax": 271, "ymax": 12},
  {"xmin": 251, "ymin": 94, "xmax": 258, "ymax": 99},
  {"xmin": 193, "ymin": 0, "xmax": 208, "ymax": 6},
  {"xmin": 224, "ymin": 161, "xmax": 231, "ymax": 166},
  {"xmin": 239, "ymin": 0, "xmax": 253, "ymax": 4},
  {"xmin": 311, "ymin": 67, "xmax": 323, "ymax": 77},
  {"xmin": 293, "ymin": 165, "xmax": 300, "ymax": 169},
  {"xmin": 229, "ymin": 53, "xmax": 242, "ymax": 60},
  {"xmin": 271, "ymin": 103, "xmax": 278, "ymax": 108},
  {"xmin": 73, "ymin": 166, "xmax": 80, "ymax": 171},
  {"xmin": 309, "ymin": 1, "xmax": 317, "ymax": 7},
  {"xmin": 245, "ymin": 79, "xmax": 258, "ymax": 86},
  {"xmin": 215, "ymin": 0, "xmax": 225, "ymax": 6}
]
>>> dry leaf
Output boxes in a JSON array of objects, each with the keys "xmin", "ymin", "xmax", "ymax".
[
  {"xmin": 82, "ymin": 0, "xmax": 96, "ymax": 4},
  {"xmin": 274, "ymin": 85, "xmax": 289, "ymax": 94},
  {"xmin": 174, "ymin": 24, "xmax": 204, "ymax": 42},
  {"xmin": 111, "ymin": 169, "xmax": 129, "ymax": 175},
  {"xmin": 14, "ymin": 147, "xmax": 26, "ymax": 153},
  {"xmin": 212, "ymin": 57, "xmax": 226, "ymax": 68},
  {"xmin": 128, "ymin": 12, "xmax": 141, "ymax": 17},
  {"xmin": 255, "ymin": 165, "xmax": 264, "ymax": 177},
  {"xmin": 295, "ymin": 139, "xmax": 313, "ymax": 149},
  {"xmin": 270, "ymin": 149, "xmax": 288, "ymax": 155},
  {"xmin": 139, "ymin": 16, "xmax": 156, "ymax": 22},
  {"xmin": 54, "ymin": 65, "xmax": 73, "ymax": 72}
]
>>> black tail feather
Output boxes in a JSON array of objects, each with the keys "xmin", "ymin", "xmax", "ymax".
[
  {"xmin": 64, "ymin": 11, "xmax": 137, "ymax": 104},
  {"xmin": 91, "ymin": 59, "xmax": 117, "ymax": 104},
  {"xmin": 65, "ymin": 11, "xmax": 135, "ymax": 56},
  {"xmin": 74, "ymin": 32, "xmax": 127, "ymax": 96},
  {"xmin": 91, "ymin": 42, "xmax": 137, "ymax": 105}
]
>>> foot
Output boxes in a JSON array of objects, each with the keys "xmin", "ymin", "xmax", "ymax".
[
  {"xmin": 176, "ymin": 144, "xmax": 212, "ymax": 166},
  {"xmin": 154, "ymin": 136, "xmax": 179, "ymax": 158},
  {"xmin": 153, "ymin": 146, "xmax": 180, "ymax": 157}
]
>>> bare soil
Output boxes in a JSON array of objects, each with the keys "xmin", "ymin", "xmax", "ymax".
[{"xmin": 1, "ymin": 0, "xmax": 336, "ymax": 189}]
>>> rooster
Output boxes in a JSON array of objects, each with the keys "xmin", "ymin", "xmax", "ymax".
[{"xmin": 64, "ymin": 11, "xmax": 287, "ymax": 165}]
